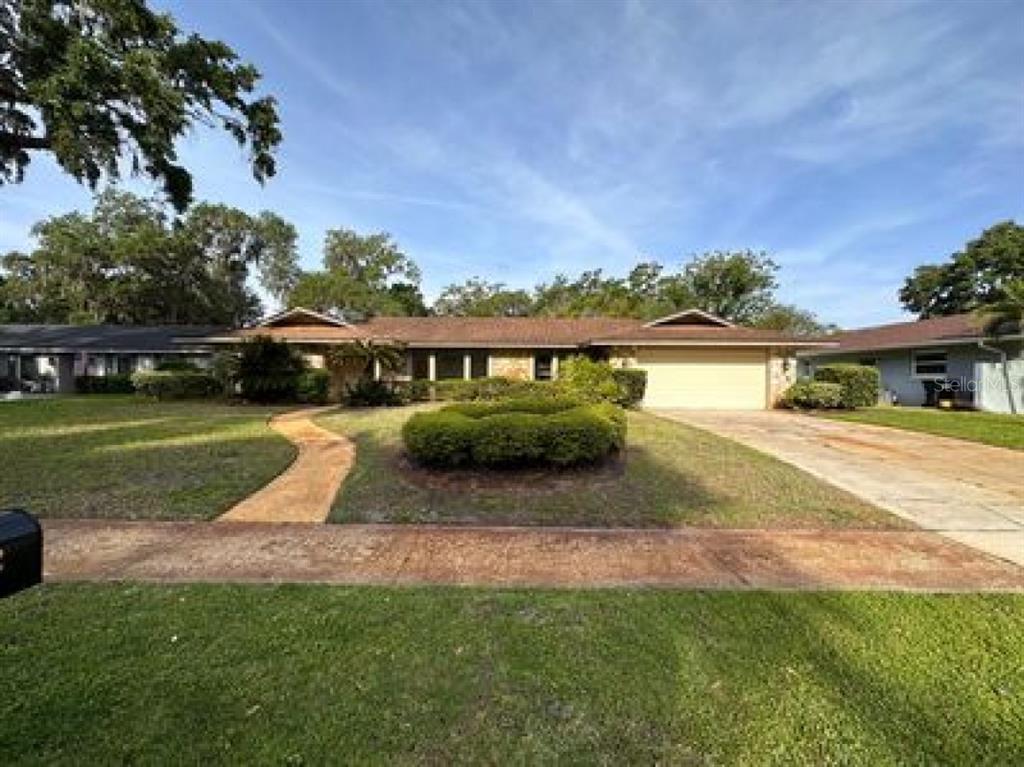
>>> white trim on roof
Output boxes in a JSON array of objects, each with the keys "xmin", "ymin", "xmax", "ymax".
[
  {"xmin": 255, "ymin": 307, "xmax": 351, "ymax": 328},
  {"xmin": 643, "ymin": 308, "xmax": 734, "ymax": 328}
]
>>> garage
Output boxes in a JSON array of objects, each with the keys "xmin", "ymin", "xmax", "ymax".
[{"xmin": 636, "ymin": 347, "xmax": 768, "ymax": 409}]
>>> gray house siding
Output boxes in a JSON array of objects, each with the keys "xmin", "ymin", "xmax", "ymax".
[{"xmin": 801, "ymin": 341, "xmax": 1023, "ymax": 413}]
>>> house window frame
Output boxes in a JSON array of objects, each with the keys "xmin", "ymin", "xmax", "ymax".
[
  {"xmin": 533, "ymin": 351, "xmax": 555, "ymax": 381},
  {"xmin": 911, "ymin": 348, "xmax": 948, "ymax": 379}
]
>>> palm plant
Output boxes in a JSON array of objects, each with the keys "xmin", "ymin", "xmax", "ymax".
[{"xmin": 325, "ymin": 340, "xmax": 406, "ymax": 380}]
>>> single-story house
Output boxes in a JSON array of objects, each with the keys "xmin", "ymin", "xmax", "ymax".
[
  {"xmin": 197, "ymin": 307, "xmax": 828, "ymax": 409},
  {"xmin": 797, "ymin": 313, "xmax": 1023, "ymax": 414},
  {"xmin": 0, "ymin": 324, "xmax": 221, "ymax": 394},
  {"xmin": 1, "ymin": 307, "xmax": 829, "ymax": 408}
]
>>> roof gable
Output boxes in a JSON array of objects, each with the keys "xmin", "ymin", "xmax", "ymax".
[
  {"xmin": 644, "ymin": 309, "xmax": 734, "ymax": 328},
  {"xmin": 257, "ymin": 307, "xmax": 351, "ymax": 329}
]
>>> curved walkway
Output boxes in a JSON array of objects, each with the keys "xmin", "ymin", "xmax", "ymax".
[
  {"xmin": 217, "ymin": 407, "xmax": 353, "ymax": 523},
  {"xmin": 41, "ymin": 520, "xmax": 1024, "ymax": 592}
]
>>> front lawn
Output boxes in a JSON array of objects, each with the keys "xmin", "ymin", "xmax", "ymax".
[
  {"xmin": 319, "ymin": 407, "xmax": 901, "ymax": 528},
  {"xmin": 821, "ymin": 407, "xmax": 1024, "ymax": 451},
  {"xmin": 0, "ymin": 396, "xmax": 295, "ymax": 520},
  {"xmin": 1, "ymin": 584, "xmax": 1021, "ymax": 765}
]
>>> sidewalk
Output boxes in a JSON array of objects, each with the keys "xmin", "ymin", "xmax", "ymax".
[{"xmin": 43, "ymin": 520, "xmax": 1024, "ymax": 592}]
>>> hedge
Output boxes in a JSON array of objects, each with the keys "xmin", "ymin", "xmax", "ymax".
[
  {"xmin": 813, "ymin": 363, "xmax": 880, "ymax": 408},
  {"xmin": 432, "ymin": 377, "xmax": 559, "ymax": 402},
  {"xmin": 74, "ymin": 374, "xmax": 135, "ymax": 394},
  {"xmin": 779, "ymin": 380, "xmax": 844, "ymax": 410},
  {"xmin": 402, "ymin": 398, "xmax": 626, "ymax": 469},
  {"xmin": 131, "ymin": 370, "xmax": 220, "ymax": 400}
]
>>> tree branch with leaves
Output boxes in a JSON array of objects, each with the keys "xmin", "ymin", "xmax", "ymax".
[{"xmin": 0, "ymin": 0, "xmax": 281, "ymax": 211}]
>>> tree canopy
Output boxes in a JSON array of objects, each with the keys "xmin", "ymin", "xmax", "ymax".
[
  {"xmin": 287, "ymin": 229, "xmax": 427, "ymax": 317},
  {"xmin": 0, "ymin": 190, "xmax": 298, "ymax": 324},
  {"xmin": 900, "ymin": 221, "xmax": 1024, "ymax": 318},
  {"xmin": 0, "ymin": 0, "xmax": 281, "ymax": 211},
  {"xmin": 433, "ymin": 278, "xmax": 533, "ymax": 317},
  {"xmin": 434, "ymin": 252, "xmax": 830, "ymax": 334}
]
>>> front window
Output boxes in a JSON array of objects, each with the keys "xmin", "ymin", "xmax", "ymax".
[
  {"xmin": 912, "ymin": 350, "xmax": 947, "ymax": 378},
  {"xmin": 534, "ymin": 352, "xmax": 554, "ymax": 381}
]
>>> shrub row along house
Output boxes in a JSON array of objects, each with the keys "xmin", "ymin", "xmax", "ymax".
[{"xmin": 1, "ymin": 307, "xmax": 821, "ymax": 408}]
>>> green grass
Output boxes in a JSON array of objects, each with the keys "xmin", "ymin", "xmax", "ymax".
[
  {"xmin": 0, "ymin": 396, "xmax": 295, "ymax": 520},
  {"xmin": 1, "ymin": 583, "xmax": 1021, "ymax": 765},
  {"xmin": 821, "ymin": 407, "xmax": 1024, "ymax": 451},
  {"xmin": 319, "ymin": 406, "xmax": 901, "ymax": 528}
]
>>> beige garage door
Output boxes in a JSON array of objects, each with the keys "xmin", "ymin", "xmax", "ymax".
[{"xmin": 636, "ymin": 347, "xmax": 768, "ymax": 409}]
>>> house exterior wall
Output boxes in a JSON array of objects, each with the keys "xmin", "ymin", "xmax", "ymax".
[
  {"xmin": 801, "ymin": 343, "xmax": 1023, "ymax": 413},
  {"xmin": 976, "ymin": 340, "xmax": 1024, "ymax": 414},
  {"xmin": 489, "ymin": 350, "xmax": 533, "ymax": 380},
  {"xmin": 767, "ymin": 350, "xmax": 797, "ymax": 405}
]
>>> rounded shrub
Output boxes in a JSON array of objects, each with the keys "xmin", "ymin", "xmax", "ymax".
[
  {"xmin": 813, "ymin": 364, "xmax": 880, "ymax": 408},
  {"xmin": 402, "ymin": 398, "xmax": 626, "ymax": 469},
  {"xmin": 131, "ymin": 370, "xmax": 220, "ymax": 400},
  {"xmin": 402, "ymin": 410, "xmax": 479, "ymax": 467},
  {"xmin": 779, "ymin": 380, "xmax": 844, "ymax": 410}
]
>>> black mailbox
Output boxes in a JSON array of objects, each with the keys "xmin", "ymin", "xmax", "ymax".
[{"xmin": 0, "ymin": 509, "xmax": 43, "ymax": 597}]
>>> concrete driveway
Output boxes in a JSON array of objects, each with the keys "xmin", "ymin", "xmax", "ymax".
[{"xmin": 657, "ymin": 410, "xmax": 1024, "ymax": 566}]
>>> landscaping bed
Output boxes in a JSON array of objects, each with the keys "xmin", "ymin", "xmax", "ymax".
[
  {"xmin": 318, "ymin": 406, "xmax": 903, "ymax": 528},
  {"xmin": 820, "ymin": 407, "xmax": 1024, "ymax": 450},
  {"xmin": 2, "ymin": 583, "xmax": 1021, "ymax": 765},
  {"xmin": 0, "ymin": 396, "xmax": 294, "ymax": 520}
]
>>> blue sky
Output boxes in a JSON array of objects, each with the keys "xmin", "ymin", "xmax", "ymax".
[{"xmin": 1, "ymin": 0, "xmax": 1021, "ymax": 326}]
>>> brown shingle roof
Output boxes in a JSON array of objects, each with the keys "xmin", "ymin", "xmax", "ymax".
[
  {"xmin": 363, "ymin": 316, "xmax": 639, "ymax": 347},
  {"xmin": 817, "ymin": 313, "xmax": 988, "ymax": 354},
  {"xmin": 206, "ymin": 314, "xmax": 828, "ymax": 347}
]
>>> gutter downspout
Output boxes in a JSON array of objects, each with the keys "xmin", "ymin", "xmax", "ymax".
[{"xmin": 977, "ymin": 340, "xmax": 1018, "ymax": 415}]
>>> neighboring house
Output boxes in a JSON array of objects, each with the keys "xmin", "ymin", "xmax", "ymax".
[
  {"xmin": 0, "ymin": 325, "xmax": 221, "ymax": 394},
  {"xmin": 798, "ymin": 313, "xmax": 1023, "ymax": 414},
  {"xmin": 198, "ymin": 307, "xmax": 828, "ymax": 409}
]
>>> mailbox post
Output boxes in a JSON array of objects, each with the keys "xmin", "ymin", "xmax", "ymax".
[{"xmin": 0, "ymin": 509, "xmax": 43, "ymax": 597}]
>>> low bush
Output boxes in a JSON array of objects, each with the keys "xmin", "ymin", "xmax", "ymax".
[
  {"xmin": 345, "ymin": 379, "xmax": 404, "ymax": 407},
  {"xmin": 131, "ymin": 370, "xmax": 220, "ymax": 400},
  {"xmin": 557, "ymin": 356, "xmax": 622, "ymax": 403},
  {"xmin": 813, "ymin": 364, "xmax": 880, "ymax": 408},
  {"xmin": 402, "ymin": 398, "xmax": 626, "ymax": 469},
  {"xmin": 393, "ymin": 379, "xmax": 432, "ymax": 403},
  {"xmin": 74, "ymin": 374, "xmax": 135, "ymax": 394},
  {"xmin": 0, "ymin": 376, "xmax": 19, "ymax": 393},
  {"xmin": 402, "ymin": 410, "xmax": 479, "ymax": 467},
  {"xmin": 296, "ymin": 369, "xmax": 330, "ymax": 404},
  {"xmin": 611, "ymin": 368, "xmax": 647, "ymax": 407},
  {"xmin": 779, "ymin": 380, "xmax": 844, "ymax": 410}
]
